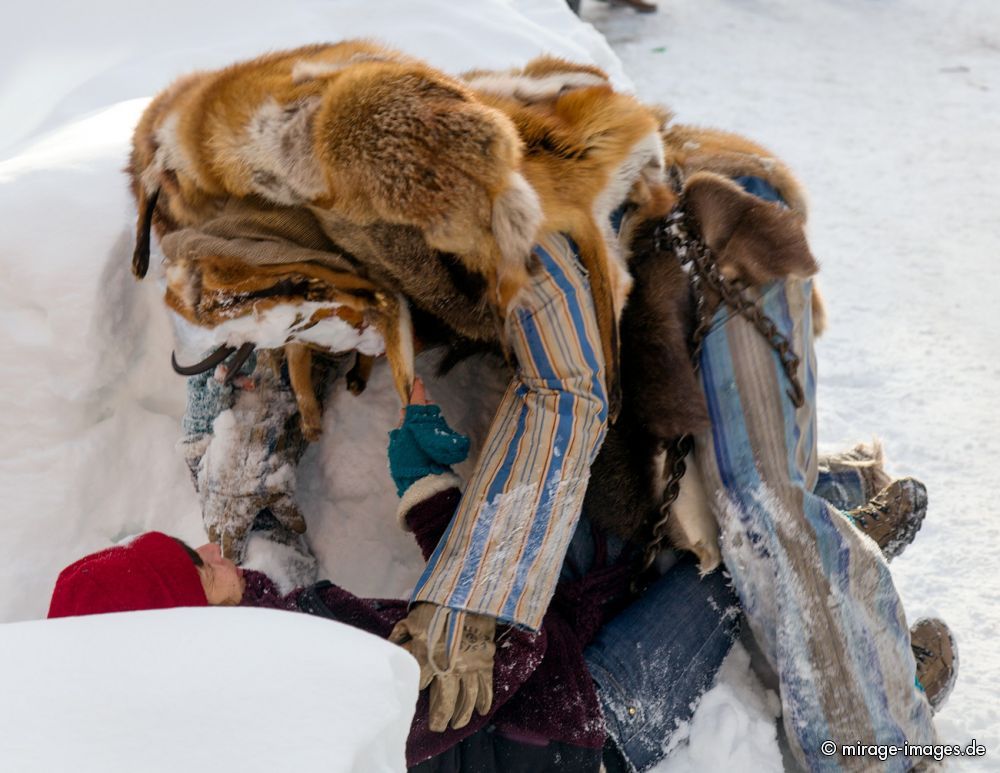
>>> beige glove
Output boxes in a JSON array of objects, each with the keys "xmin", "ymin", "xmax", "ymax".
[{"xmin": 389, "ymin": 603, "xmax": 496, "ymax": 732}]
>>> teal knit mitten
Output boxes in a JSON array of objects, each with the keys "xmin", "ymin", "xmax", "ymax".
[{"xmin": 388, "ymin": 405, "xmax": 470, "ymax": 496}]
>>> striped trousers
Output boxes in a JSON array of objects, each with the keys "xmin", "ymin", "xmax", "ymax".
[
  {"xmin": 695, "ymin": 278, "xmax": 938, "ymax": 772},
  {"xmin": 411, "ymin": 235, "xmax": 609, "ymax": 630}
]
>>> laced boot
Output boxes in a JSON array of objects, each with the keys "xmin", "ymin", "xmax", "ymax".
[
  {"xmin": 847, "ymin": 477, "xmax": 927, "ymax": 560},
  {"xmin": 910, "ymin": 618, "xmax": 958, "ymax": 712}
]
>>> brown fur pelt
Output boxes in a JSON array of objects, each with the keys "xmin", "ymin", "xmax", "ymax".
[
  {"xmin": 129, "ymin": 41, "xmax": 545, "ymax": 436},
  {"xmin": 660, "ymin": 123, "xmax": 826, "ymax": 334},
  {"xmin": 465, "ymin": 56, "xmax": 675, "ymax": 418},
  {"xmin": 129, "ymin": 45, "xmax": 673, "ymax": 435},
  {"xmin": 661, "ymin": 124, "xmax": 809, "ymax": 218},
  {"xmin": 583, "ymin": 216, "xmax": 708, "ymax": 541},
  {"xmin": 681, "ymin": 171, "xmax": 820, "ymax": 306}
]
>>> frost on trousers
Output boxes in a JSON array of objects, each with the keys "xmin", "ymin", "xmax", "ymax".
[{"xmin": 713, "ymin": 484, "xmax": 938, "ymax": 772}]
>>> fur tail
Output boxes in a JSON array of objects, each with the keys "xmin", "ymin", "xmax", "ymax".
[
  {"xmin": 379, "ymin": 293, "xmax": 416, "ymax": 405},
  {"xmin": 492, "ymin": 172, "xmax": 542, "ymax": 310},
  {"xmin": 132, "ymin": 186, "xmax": 160, "ymax": 279}
]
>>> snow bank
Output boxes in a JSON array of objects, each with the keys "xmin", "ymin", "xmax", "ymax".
[{"xmin": 0, "ymin": 607, "xmax": 418, "ymax": 772}]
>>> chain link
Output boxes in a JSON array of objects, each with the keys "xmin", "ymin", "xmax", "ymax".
[{"xmin": 634, "ymin": 202, "xmax": 806, "ymax": 581}]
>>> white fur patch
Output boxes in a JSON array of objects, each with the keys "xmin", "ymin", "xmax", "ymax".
[
  {"xmin": 593, "ymin": 129, "xmax": 666, "ymax": 229},
  {"xmin": 492, "ymin": 171, "xmax": 542, "ymax": 272},
  {"xmin": 240, "ymin": 97, "xmax": 327, "ymax": 205},
  {"xmin": 165, "ymin": 260, "xmax": 200, "ymax": 312},
  {"xmin": 592, "ymin": 129, "xmax": 665, "ymax": 313},
  {"xmin": 145, "ymin": 112, "xmax": 201, "ymax": 194},
  {"xmin": 291, "ymin": 52, "xmax": 402, "ymax": 83},
  {"xmin": 670, "ymin": 452, "xmax": 722, "ymax": 573},
  {"xmin": 169, "ymin": 299, "xmax": 385, "ymax": 355},
  {"xmin": 465, "ymin": 71, "xmax": 608, "ymax": 104},
  {"xmin": 395, "ymin": 472, "xmax": 462, "ymax": 529}
]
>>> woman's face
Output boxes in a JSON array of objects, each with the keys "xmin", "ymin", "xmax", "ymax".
[{"xmin": 195, "ymin": 543, "xmax": 246, "ymax": 605}]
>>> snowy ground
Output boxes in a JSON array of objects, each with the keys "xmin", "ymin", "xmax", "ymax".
[
  {"xmin": 581, "ymin": 0, "xmax": 1000, "ymax": 769},
  {"xmin": 1, "ymin": 0, "xmax": 998, "ymax": 770}
]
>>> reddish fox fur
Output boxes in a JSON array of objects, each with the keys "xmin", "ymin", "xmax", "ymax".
[
  {"xmin": 130, "ymin": 44, "xmax": 672, "ymax": 434},
  {"xmin": 130, "ymin": 41, "xmax": 541, "ymax": 309},
  {"xmin": 466, "ymin": 56, "xmax": 675, "ymax": 417},
  {"xmin": 129, "ymin": 41, "xmax": 546, "ymax": 435}
]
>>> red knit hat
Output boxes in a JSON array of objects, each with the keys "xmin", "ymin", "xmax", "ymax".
[{"xmin": 48, "ymin": 532, "xmax": 209, "ymax": 618}]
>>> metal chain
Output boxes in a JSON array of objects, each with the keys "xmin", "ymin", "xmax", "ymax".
[{"xmin": 634, "ymin": 204, "xmax": 806, "ymax": 580}]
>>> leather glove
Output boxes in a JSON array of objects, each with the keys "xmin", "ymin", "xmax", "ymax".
[{"xmin": 389, "ymin": 603, "xmax": 496, "ymax": 732}]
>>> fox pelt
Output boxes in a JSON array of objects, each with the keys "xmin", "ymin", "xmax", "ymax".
[
  {"xmin": 130, "ymin": 40, "xmax": 543, "ymax": 313},
  {"xmin": 465, "ymin": 56, "xmax": 675, "ymax": 417},
  {"xmin": 130, "ymin": 45, "xmax": 673, "ymax": 437},
  {"xmin": 128, "ymin": 40, "xmax": 549, "ymax": 436}
]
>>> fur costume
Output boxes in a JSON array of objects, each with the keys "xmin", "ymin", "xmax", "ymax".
[
  {"xmin": 129, "ymin": 43, "xmax": 819, "ymax": 571},
  {"xmin": 129, "ymin": 40, "xmax": 546, "ymax": 420},
  {"xmin": 585, "ymin": 122, "xmax": 821, "ymax": 572},
  {"xmin": 130, "ymin": 45, "xmax": 671, "ymax": 430},
  {"xmin": 130, "ymin": 41, "xmax": 541, "ymax": 310}
]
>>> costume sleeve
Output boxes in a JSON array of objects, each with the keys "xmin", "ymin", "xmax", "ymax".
[
  {"xmin": 402, "ymin": 487, "xmax": 462, "ymax": 561},
  {"xmin": 411, "ymin": 235, "xmax": 609, "ymax": 630}
]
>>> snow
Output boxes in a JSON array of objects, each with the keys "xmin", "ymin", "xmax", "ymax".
[
  {"xmin": 0, "ymin": 606, "xmax": 418, "ymax": 772},
  {"xmin": 171, "ymin": 300, "xmax": 389, "ymax": 357},
  {"xmin": 657, "ymin": 643, "xmax": 784, "ymax": 773},
  {"xmin": 1, "ymin": 0, "xmax": 998, "ymax": 770}
]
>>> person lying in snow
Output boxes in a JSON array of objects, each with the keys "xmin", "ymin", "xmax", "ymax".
[
  {"xmin": 143, "ymin": 66, "xmax": 956, "ymax": 766},
  {"xmin": 173, "ymin": 172, "xmax": 959, "ymax": 773},
  {"xmin": 49, "ymin": 378, "xmax": 955, "ymax": 773}
]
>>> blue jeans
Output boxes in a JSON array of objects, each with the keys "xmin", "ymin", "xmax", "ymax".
[
  {"xmin": 561, "ymin": 517, "xmax": 741, "ymax": 773},
  {"xmin": 586, "ymin": 557, "xmax": 739, "ymax": 772},
  {"xmin": 814, "ymin": 467, "xmax": 868, "ymax": 511}
]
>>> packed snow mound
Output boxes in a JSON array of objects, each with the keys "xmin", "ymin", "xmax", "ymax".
[{"xmin": 0, "ymin": 607, "xmax": 419, "ymax": 773}]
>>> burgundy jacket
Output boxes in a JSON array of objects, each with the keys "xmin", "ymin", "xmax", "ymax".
[{"xmin": 241, "ymin": 485, "xmax": 630, "ymax": 768}]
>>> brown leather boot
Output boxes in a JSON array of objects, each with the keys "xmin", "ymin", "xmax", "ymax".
[
  {"xmin": 910, "ymin": 618, "xmax": 958, "ymax": 712},
  {"xmin": 847, "ymin": 477, "xmax": 927, "ymax": 560}
]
